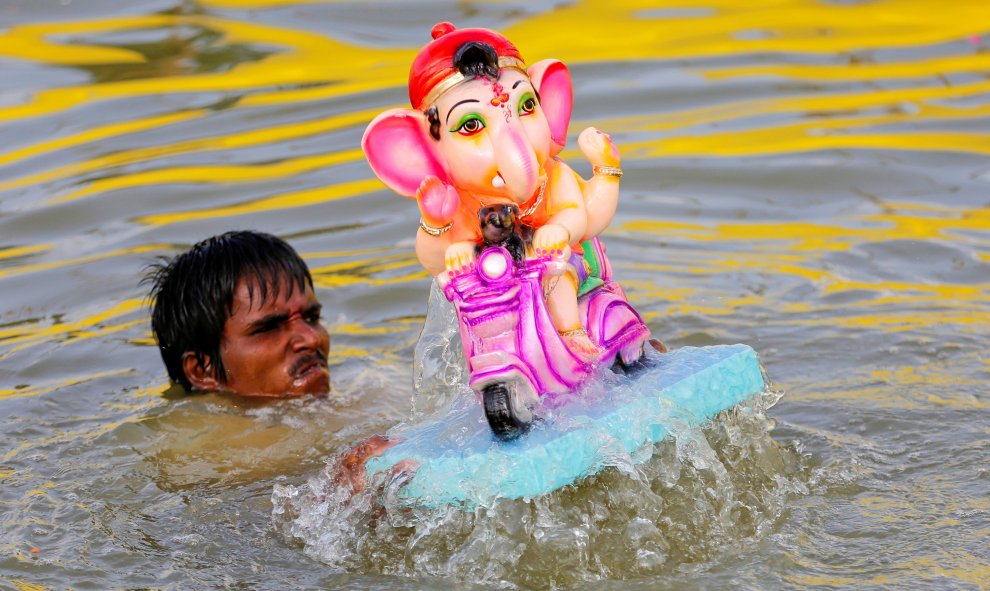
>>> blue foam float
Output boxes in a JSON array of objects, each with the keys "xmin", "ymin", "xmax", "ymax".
[{"xmin": 364, "ymin": 344, "xmax": 766, "ymax": 509}]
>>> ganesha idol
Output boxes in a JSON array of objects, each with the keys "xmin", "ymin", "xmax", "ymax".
[{"xmin": 363, "ymin": 23, "xmax": 652, "ymax": 430}]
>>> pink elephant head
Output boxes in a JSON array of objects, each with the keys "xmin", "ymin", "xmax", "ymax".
[{"xmin": 362, "ymin": 23, "xmax": 574, "ymax": 206}]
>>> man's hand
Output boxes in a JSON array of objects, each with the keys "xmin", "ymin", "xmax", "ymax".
[{"xmin": 333, "ymin": 434, "xmax": 397, "ymax": 493}]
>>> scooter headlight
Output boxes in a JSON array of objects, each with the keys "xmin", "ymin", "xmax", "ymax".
[{"xmin": 478, "ymin": 247, "xmax": 511, "ymax": 284}]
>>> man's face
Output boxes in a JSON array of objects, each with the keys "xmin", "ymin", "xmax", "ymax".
[{"xmin": 215, "ymin": 277, "xmax": 330, "ymax": 398}]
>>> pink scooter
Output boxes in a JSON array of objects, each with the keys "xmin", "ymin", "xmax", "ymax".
[{"xmin": 439, "ymin": 233, "xmax": 651, "ymax": 440}]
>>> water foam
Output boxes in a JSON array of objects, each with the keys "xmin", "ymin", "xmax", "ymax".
[{"xmin": 271, "ymin": 284, "xmax": 808, "ymax": 586}]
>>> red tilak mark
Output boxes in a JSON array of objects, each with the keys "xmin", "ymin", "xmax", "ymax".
[
  {"xmin": 490, "ymin": 93, "xmax": 510, "ymax": 107},
  {"xmin": 489, "ymin": 80, "xmax": 510, "ymax": 106}
]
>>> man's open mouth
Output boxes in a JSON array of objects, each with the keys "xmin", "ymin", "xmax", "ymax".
[{"xmin": 290, "ymin": 352, "xmax": 328, "ymax": 383}]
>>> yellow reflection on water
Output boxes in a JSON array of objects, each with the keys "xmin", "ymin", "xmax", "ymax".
[
  {"xmin": 623, "ymin": 203, "xmax": 990, "ymax": 251},
  {"xmin": 707, "ymin": 52, "xmax": 990, "ymax": 82},
  {"xmin": 310, "ymin": 253, "xmax": 427, "ymax": 289},
  {"xmin": 0, "ymin": 19, "xmax": 145, "ymax": 65},
  {"xmin": 0, "ymin": 300, "xmax": 145, "ymax": 356},
  {"xmin": 0, "ymin": 245, "xmax": 163, "ymax": 280},
  {"xmin": 333, "ymin": 323, "xmax": 396, "ymax": 336},
  {"xmin": 0, "ymin": 369, "xmax": 134, "ymax": 403},
  {"xmin": 1, "ymin": 0, "xmax": 987, "ymax": 175},
  {"xmin": 622, "ymin": 202, "xmax": 990, "ymax": 253},
  {"xmin": 622, "ymin": 201, "xmax": 989, "ymax": 340},
  {"xmin": 639, "ymin": 295, "xmax": 766, "ymax": 320},
  {"xmin": 506, "ymin": 0, "xmax": 990, "ymax": 63},
  {"xmin": 300, "ymin": 247, "xmax": 428, "ymax": 289},
  {"xmin": 911, "ymin": 554, "xmax": 990, "ymax": 589},
  {"xmin": 1, "ymin": 386, "xmax": 164, "ymax": 466},
  {"xmin": 136, "ymin": 178, "xmax": 383, "ymax": 226},
  {"xmin": 783, "ymin": 573, "xmax": 861, "ymax": 587},
  {"xmin": 0, "ymin": 244, "xmax": 50, "ymax": 261},
  {"xmin": 47, "ymin": 149, "xmax": 364, "ymax": 206},
  {"xmin": 0, "ymin": 109, "xmax": 378, "ymax": 193},
  {"xmin": 587, "ymin": 77, "xmax": 990, "ymax": 138},
  {"xmin": 0, "ymin": 111, "xmax": 206, "ymax": 169},
  {"xmin": 781, "ymin": 347, "xmax": 989, "ymax": 410},
  {"xmin": 623, "ymin": 121, "xmax": 990, "ymax": 159},
  {"xmin": 197, "ymin": 0, "xmax": 346, "ymax": 6},
  {"xmin": 0, "ymin": 13, "xmax": 410, "ymax": 123}
]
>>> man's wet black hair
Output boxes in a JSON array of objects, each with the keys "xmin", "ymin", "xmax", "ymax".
[
  {"xmin": 426, "ymin": 41, "xmax": 501, "ymax": 140},
  {"xmin": 143, "ymin": 230, "xmax": 314, "ymax": 390}
]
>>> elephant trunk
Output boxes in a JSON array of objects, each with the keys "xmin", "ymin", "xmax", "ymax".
[{"xmin": 493, "ymin": 125, "xmax": 540, "ymax": 202}]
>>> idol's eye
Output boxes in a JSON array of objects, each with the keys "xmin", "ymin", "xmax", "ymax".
[
  {"xmin": 452, "ymin": 115, "xmax": 485, "ymax": 136},
  {"xmin": 518, "ymin": 94, "xmax": 537, "ymax": 116}
]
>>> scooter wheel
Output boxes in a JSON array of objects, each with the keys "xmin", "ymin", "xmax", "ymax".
[{"xmin": 483, "ymin": 383, "xmax": 532, "ymax": 441}]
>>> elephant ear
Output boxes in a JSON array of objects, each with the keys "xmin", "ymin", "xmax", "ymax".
[
  {"xmin": 362, "ymin": 109, "xmax": 448, "ymax": 198},
  {"xmin": 528, "ymin": 59, "xmax": 573, "ymax": 156}
]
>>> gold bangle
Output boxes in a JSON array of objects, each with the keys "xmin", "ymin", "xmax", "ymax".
[
  {"xmin": 419, "ymin": 218, "xmax": 453, "ymax": 236},
  {"xmin": 593, "ymin": 165, "xmax": 623, "ymax": 178}
]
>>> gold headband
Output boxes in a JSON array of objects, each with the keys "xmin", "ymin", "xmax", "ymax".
[{"xmin": 420, "ymin": 56, "xmax": 527, "ymax": 109}]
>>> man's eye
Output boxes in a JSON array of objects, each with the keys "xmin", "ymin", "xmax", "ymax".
[
  {"xmin": 305, "ymin": 311, "xmax": 322, "ymax": 324},
  {"xmin": 453, "ymin": 116, "xmax": 485, "ymax": 136},
  {"xmin": 519, "ymin": 96, "xmax": 537, "ymax": 116}
]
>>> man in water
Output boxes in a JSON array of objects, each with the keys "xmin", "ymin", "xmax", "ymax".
[
  {"xmin": 147, "ymin": 230, "xmax": 331, "ymax": 398},
  {"xmin": 145, "ymin": 230, "xmax": 393, "ymax": 489}
]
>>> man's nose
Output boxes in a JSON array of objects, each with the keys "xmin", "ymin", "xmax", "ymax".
[{"xmin": 290, "ymin": 317, "xmax": 324, "ymax": 350}]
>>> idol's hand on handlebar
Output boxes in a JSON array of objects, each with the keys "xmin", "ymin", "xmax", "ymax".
[
  {"xmin": 533, "ymin": 224, "xmax": 571, "ymax": 261},
  {"xmin": 444, "ymin": 241, "xmax": 477, "ymax": 275}
]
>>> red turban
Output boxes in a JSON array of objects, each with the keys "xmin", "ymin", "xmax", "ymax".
[{"xmin": 408, "ymin": 22, "xmax": 526, "ymax": 110}]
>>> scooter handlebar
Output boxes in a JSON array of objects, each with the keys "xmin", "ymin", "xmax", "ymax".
[{"xmin": 439, "ymin": 243, "xmax": 571, "ymax": 302}]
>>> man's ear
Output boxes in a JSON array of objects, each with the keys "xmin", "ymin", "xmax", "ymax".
[{"xmin": 182, "ymin": 352, "xmax": 221, "ymax": 392}]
